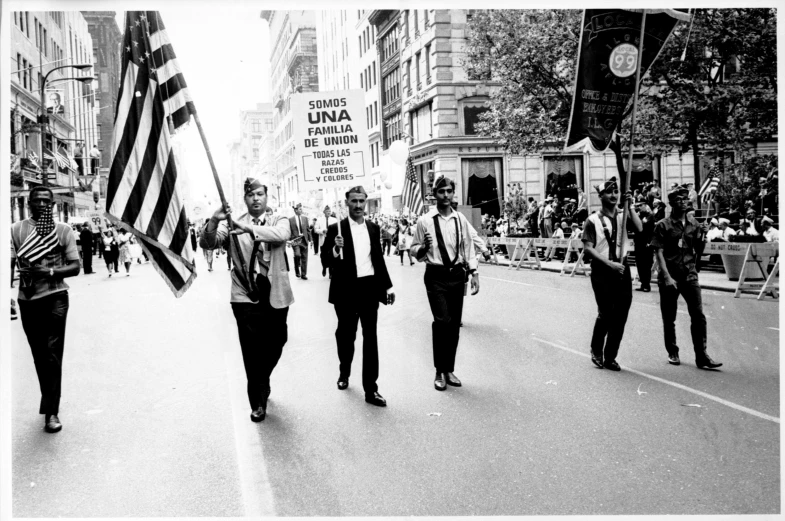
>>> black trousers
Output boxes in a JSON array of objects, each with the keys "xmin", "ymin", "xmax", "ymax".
[
  {"xmin": 19, "ymin": 292, "xmax": 69, "ymax": 415},
  {"xmin": 231, "ymin": 276, "xmax": 289, "ymax": 410},
  {"xmin": 334, "ymin": 277, "xmax": 380, "ymax": 393},
  {"xmin": 635, "ymin": 243, "xmax": 653, "ymax": 286},
  {"xmin": 82, "ymin": 248, "xmax": 93, "ymax": 274},
  {"xmin": 424, "ymin": 265, "xmax": 466, "ymax": 373},
  {"xmin": 658, "ymin": 277, "xmax": 708, "ymax": 359},
  {"xmin": 590, "ymin": 263, "xmax": 632, "ymax": 363},
  {"xmin": 382, "ymin": 238, "xmax": 392, "ymax": 255}
]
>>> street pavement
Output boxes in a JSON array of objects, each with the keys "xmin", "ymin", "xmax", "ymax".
[{"xmin": 10, "ymin": 246, "xmax": 780, "ymax": 516}]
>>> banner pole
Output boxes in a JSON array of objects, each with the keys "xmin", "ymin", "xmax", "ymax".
[
  {"xmin": 192, "ymin": 112, "xmax": 251, "ymax": 282},
  {"xmin": 620, "ymin": 10, "xmax": 647, "ymax": 261}
]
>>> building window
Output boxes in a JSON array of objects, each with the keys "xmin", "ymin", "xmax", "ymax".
[
  {"xmin": 544, "ymin": 156, "xmax": 584, "ymax": 200},
  {"xmin": 462, "ymin": 158, "xmax": 504, "ymax": 218},
  {"xmin": 463, "ymin": 104, "xmax": 490, "ymax": 135},
  {"xmin": 424, "ymin": 9, "xmax": 429, "ymax": 28},
  {"xmin": 384, "ymin": 112, "xmax": 402, "ymax": 148},
  {"xmin": 374, "ymin": 101, "xmax": 378, "ymax": 127},
  {"xmin": 413, "ymin": 10, "xmax": 419, "ymax": 36},
  {"xmin": 380, "ymin": 25, "xmax": 399, "ymax": 63},
  {"xmin": 410, "ymin": 103, "xmax": 432, "ymax": 143},
  {"xmin": 382, "ymin": 67, "xmax": 400, "ymax": 107},
  {"xmin": 425, "ymin": 45, "xmax": 431, "ymax": 84},
  {"xmin": 403, "ymin": 10, "xmax": 409, "ymax": 41},
  {"xmin": 406, "ymin": 60, "xmax": 412, "ymax": 94}
]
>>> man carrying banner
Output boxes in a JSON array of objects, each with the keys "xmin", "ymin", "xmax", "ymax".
[
  {"xmin": 411, "ymin": 174, "xmax": 480, "ymax": 391},
  {"xmin": 289, "ymin": 202, "xmax": 311, "ymax": 280},
  {"xmin": 651, "ymin": 185, "xmax": 722, "ymax": 369},
  {"xmin": 11, "ymin": 186, "xmax": 81, "ymax": 433},
  {"xmin": 201, "ymin": 178, "xmax": 294, "ymax": 422},
  {"xmin": 321, "ymin": 186, "xmax": 394, "ymax": 407},
  {"xmin": 581, "ymin": 177, "xmax": 642, "ymax": 371}
]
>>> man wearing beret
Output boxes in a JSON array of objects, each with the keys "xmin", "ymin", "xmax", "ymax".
[
  {"xmin": 201, "ymin": 178, "xmax": 294, "ymax": 422},
  {"xmin": 289, "ymin": 202, "xmax": 311, "ymax": 280},
  {"xmin": 321, "ymin": 186, "xmax": 394, "ymax": 407},
  {"xmin": 411, "ymin": 174, "xmax": 480, "ymax": 390},
  {"xmin": 651, "ymin": 184, "xmax": 722, "ymax": 369},
  {"xmin": 581, "ymin": 177, "xmax": 642, "ymax": 371}
]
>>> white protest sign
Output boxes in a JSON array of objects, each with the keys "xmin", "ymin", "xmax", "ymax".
[
  {"xmin": 86, "ymin": 210, "xmax": 107, "ymax": 233},
  {"xmin": 291, "ymin": 89, "xmax": 370, "ymax": 190}
]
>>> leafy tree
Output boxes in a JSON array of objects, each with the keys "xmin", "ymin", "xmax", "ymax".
[{"xmin": 465, "ymin": 9, "xmax": 777, "ymax": 213}]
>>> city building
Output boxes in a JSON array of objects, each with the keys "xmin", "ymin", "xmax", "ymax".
[
  {"xmin": 227, "ymin": 104, "xmax": 275, "ymax": 210},
  {"xmin": 83, "ymin": 11, "xmax": 122, "ymax": 205},
  {"xmin": 10, "ymin": 10, "xmax": 99, "ymax": 223},
  {"xmin": 260, "ymin": 10, "xmax": 319, "ymax": 213}
]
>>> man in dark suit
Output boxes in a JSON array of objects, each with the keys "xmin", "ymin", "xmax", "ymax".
[
  {"xmin": 79, "ymin": 224, "xmax": 94, "ymax": 274},
  {"xmin": 321, "ymin": 185, "xmax": 395, "ymax": 407},
  {"xmin": 289, "ymin": 203, "xmax": 311, "ymax": 279}
]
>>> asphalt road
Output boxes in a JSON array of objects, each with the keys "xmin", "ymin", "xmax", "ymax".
[{"xmin": 10, "ymin": 246, "xmax": 780, "ymax": 516}]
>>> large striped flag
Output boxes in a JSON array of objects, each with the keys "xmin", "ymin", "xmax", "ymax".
[
  {"xmin": 699, "ymin": 166, "xmax": 721, "ymax": 205},
  {"xmin": 16, "ymin": 204, "xmax": 58, "ymax": 264},
  {"xmin": 401, "ymin": 156, "xmax": 423, "ymax": 216},
  {"xmin": 105, "ymin": 11, "xmax": 196, "ymax": 297}
]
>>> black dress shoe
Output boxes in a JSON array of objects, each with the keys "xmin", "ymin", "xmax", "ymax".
[
  {"xmin": 365, "ymin": 392, "xmax": 387, "ymax": 407},
  {"xmin": 668, "ymin": 354, "xmax": 681, "ymax": 365},
  {"xmin": 603, "ymin": 360, "xmax": 621, "ymax": 371},
  {"xmin": 322, "ymin": 268, "xmax": 327, "ymax": 277},
  {"xmin": 697, "ymin": 357, "xmax": 723, "ymax": 369},
  {"xmin": 591, "ymin": 355, "xmax": 604, "ymax": 369},
  {"xmin": 337, "ymin": 377, "xmax": 349, "ymax": 390},
  {"xmin": 301, "ymin": 275, "xmax": 308, "ymax": 280},
  {"xmin": 434, "ymin": 372, "xmax": 447, "ymax": 391},
  {"xmin": 250, "ymin": 406, "xmax": 266, "ymax": 422},
  {"xmin": 295, "ymin": 273, "xmax": 301, "ymax": 278},
  {"xmin": 642, "ymin": 285, "xmax": 651, "ymax": 292},
  {"xmin": 44, "ymin": 415, "xmax": 62, "ymax": 433},
  {"xmin": 445, "ymin": 372, "xmax": 462, "ymax": 387}
]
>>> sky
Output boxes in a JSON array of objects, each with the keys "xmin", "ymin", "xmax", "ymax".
[{"xmin": 114, "ymin": 8, "xmax": 271, "ymax": 207}]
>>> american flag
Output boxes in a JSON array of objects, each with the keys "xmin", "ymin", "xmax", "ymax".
[
  {"xmin": 16, "ymin": 204, "xmax": 58, "ymax": 264},
  {"xmin": 698, "ymin": 166, "xmax": 721, "ymax": 205},
  {"xmin": 105, "ymin": 11, "xmax": 196, "ymax": 297},
  {"xmin": 401, "ymin": 156, "xmax": 423, "ymax": 216}
]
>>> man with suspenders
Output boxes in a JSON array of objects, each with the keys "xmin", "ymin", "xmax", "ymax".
[
  {"xmin": 581, "ymin": 177, "xmax": 642, "ymax": 371},
  {"xmin": 410, "ymin": 174, "xmax": 480, "ymax": 391}
]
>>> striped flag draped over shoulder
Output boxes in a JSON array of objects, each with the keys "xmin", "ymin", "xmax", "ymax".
[
  {"xmin": 401, "ymin": 156, "xmax": 424, "ymax": 216},
  {"xmin": 106, "ymin": 11, "xmax": 196, "ymax": 297}
]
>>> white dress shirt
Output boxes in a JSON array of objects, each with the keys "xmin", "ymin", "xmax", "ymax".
[{"xmin": 348, "ymin": 217, "xmax": 374, "ymax": 278}]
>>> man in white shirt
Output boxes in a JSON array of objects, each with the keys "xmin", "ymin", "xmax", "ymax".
[
  {"xmin": 410, "ymin": 174, "xmax": 480, "ymax": 391},
  {"xmin": 321, "ymin": 186, "xmax": 394, "ymax": 407},
  {"xmin": 718, "ymin": 218, "xmax": 736, "ymax": 241},
  {"xmin": 314, "ymin": 205, "xmax": 338, "ymax": 277},
  {"xmin": 705, "ymin": 218, "xmax": 723, "ymax": 241},
  {"xmin": 761, "ymin": 216, "xmax": 779, "ymax": 243}
]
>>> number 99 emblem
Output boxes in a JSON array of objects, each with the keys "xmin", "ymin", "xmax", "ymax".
[{"xmin": 609, "ymin": 43, "xmax": 638, "ymax": 78}]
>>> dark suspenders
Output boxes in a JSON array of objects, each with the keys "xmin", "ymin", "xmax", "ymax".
[{"xmin": 433, "ymin": 215, "xmax": 461, "ymax": 268}]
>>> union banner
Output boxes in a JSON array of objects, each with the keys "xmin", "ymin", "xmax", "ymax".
[{"xmin": 564, "ymin": 9, "xmax": 690, "ymax": 153}]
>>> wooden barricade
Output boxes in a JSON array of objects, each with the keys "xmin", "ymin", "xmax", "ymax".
[
  {"xmin": 758, "ymin": 258, "xmax": 779, "ymax": 300},
  {"xmin": 560, "ymin": 240, "xmax": 590, "ymax": 277},
  {"xmin": 733, "ymin": 243, "xmax": 779, "ymax": 299}
]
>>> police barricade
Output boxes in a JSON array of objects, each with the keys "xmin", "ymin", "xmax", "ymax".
[{"xmin": 703, "ymin": 242, "xmax": 779, "ymax": 299}]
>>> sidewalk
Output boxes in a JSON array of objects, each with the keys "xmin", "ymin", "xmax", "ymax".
[{"xmin": 481, "ymin": 255, "xmax": 775, "ymax": 294}]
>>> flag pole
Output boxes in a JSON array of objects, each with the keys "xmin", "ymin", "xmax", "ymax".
[
  {"xmin": 619, "ymin": 10, "xmax": 647, "ymax": 261},
  {"xmin": 191, "ymin": 112, "xmax": 251, "ymax": 281}
]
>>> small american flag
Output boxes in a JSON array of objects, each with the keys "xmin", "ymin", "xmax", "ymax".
[
  {"xmin": 401, "ymin": 156, "xmax": 423, "ymax": 216},
  {"xmin": 105, "ymin": 11, "xmax": 196, "ymax": 297},
  {"xmin": 16, "ymin": 204, "xmax": 58, "ymax": 264},
  {"xmin": 699, "ymin": 167, "xmax": 721, "ymax": 205}
]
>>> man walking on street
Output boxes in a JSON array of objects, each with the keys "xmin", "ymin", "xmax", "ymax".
[
  {"xmin": 411, "ymin": 174, "xmax": 480, "ymax": 391},
  {"xmin": 581, "ymin": 177, "xmax": 642, "ymax": 371},
  {"xmin": 11, "ymin": 186, "xmax": 81, "ymax": 433},
  {"xmin": 315, "ymin": 205, "xmax": 338, "ymax": 277},
  {"xmin": 200, "ymin": 178, "xmax": 294, "ymax": 422},
  {"xmin": 79, "ymin": 223, "xmax": 94, "ymax": 274},
  {"xmin": 651, "ymin": 185, "xmax": 722, "ymax": 369},
  {"xmin": 321, "ymin": 186, "xmax": 394, "ymax": 407},
  {"xmin": 289, "ymin": 202, "xmax": 311, "ymax": 280}
]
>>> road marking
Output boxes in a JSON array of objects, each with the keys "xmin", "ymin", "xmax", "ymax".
[
  {"xmin": 768, "ymin": 327, "xmax": 779, "ymax": 331},
  {"xmin": 483, "ymin": 276, "xmax": 565, "ymax": 291},
  {"xmin": 223, "ymin": 351, "xmax": 276, "ymax": 517},
  {"xmin": 531, "ymin": 336, "xmax": 780, "ymax": 425}
]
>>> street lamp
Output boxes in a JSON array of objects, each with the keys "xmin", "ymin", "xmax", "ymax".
[{"xmin": 39, "ymin": 63, "xmax": 93, "ymax": 186}]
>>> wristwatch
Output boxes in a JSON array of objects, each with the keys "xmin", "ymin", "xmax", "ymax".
[{"xmin": 49, "ymin": 268, "xmax": 54, "ymax": 277}]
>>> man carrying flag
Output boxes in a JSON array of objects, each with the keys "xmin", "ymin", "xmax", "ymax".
[
  {"xmin": 201, "ymin": 178, "xmax": 293, "ymax": 422},
  {"xmin": 10, "ymin": 186, "xmax": 81, "ymax": 433},
  {"xmin": 105, "ymin": 11, "xmax": 196, "ymax": 297}
]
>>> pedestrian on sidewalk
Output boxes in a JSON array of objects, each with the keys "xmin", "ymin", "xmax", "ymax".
[
  {"xmin": 321, "ymin": 185, "xmax": 394, "ymax": 407},
  {"xmin": 79, "ymin": 224, "xmax": 94, "ymax": 274},
  {"xmin": 10, "ymin": 186, "xmax": 81, "ymax": 433},
  {"xmin": 116, "ymin": 228, "xmax": 134, "ymax": 276},
  {"xmin": 634, "ymin": 203, "xmax": 655, "ymax": 292},
  {"xmin": 203, "ymin": 247, "xmax": 214, "ymax": 271},
  {"xmin": 410, "ymin": 174, "xmax": 480, "ymax": 391},
  {"xmin": 381, "ymin": 222, "xmax": 392, "ymax": 256},
  {"xmin": 581, "ymin": 174, "xmax": 642, "ymax": 371},
  {"xmin": 101, "ymin": 229, "xmax": 118, "ymax": 276},
  {"xmin": 200, "ymin": 178, "xmax": 293, "ymax": 422},
  {"xmin": 289, "ymin": 202, "xmax": 311, "ymax": 279},
  {"xmin": 315, "ymin": 205, "xmax": 338, "ymax": 277},
  {"xmin": 397, "ymin": 219, "xmax": 415, "ymax": 265},
  {"xmin": 652, "ymin": 185, "xmax": 722, "ymax": 369}
]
